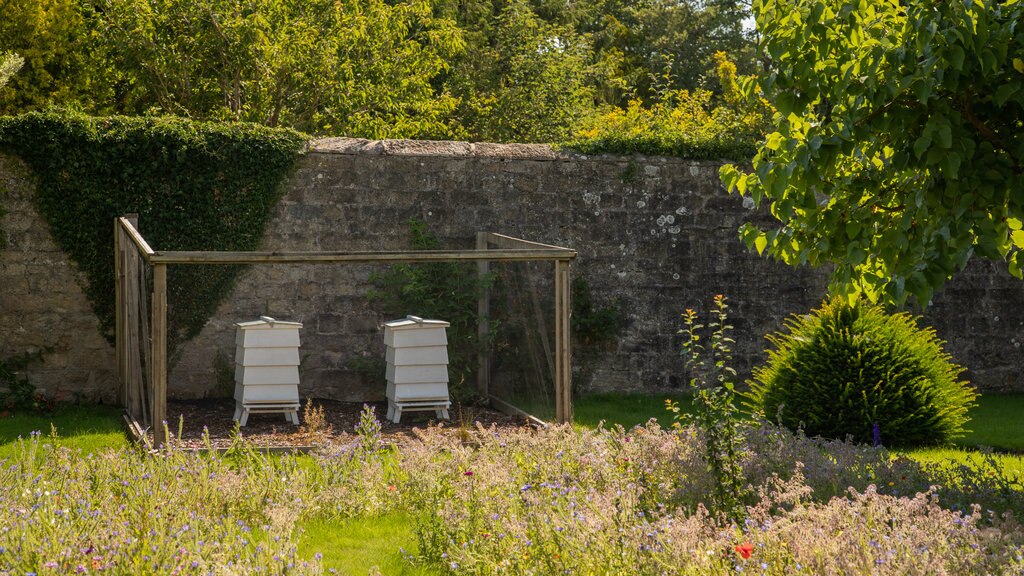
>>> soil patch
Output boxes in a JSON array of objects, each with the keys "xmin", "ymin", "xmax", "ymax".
[{"xmin": 152, "ymin": 398, "xmax": 534, "ymax": 450}]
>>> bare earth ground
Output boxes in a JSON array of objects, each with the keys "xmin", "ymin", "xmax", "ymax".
[{"xmin": 155, "ymin": 398, "xmax": 534, "ymax": 450}]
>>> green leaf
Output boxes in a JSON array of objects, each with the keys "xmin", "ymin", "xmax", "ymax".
[
  {"xmin": 1011, "ymin": 230, "xmax": 1024, "ymax": 249},
  {"xmin": 943, "ymin": 152, "xmax": 961, "ymax": 179},
  {"xmin": 755, "ymin": 233, "xmax": 768, "ymax": 255},
  {"xmin": 948, "ymin": 45, "xmax": 965, "ymax": 70},
  {"xmin": 914, "ymin": 136, "xmax": 931, "ymax": 159},
  {"xmin": 936, "ymin": 124, "xmax": 952, "ymax": 149},
  {"xmin": 995, "ymin": 83, "xmax": 1018, "ymax": 106},
  {"xmin": 846, "ymin": 220, "xmax": 862, "ymax": 239},
  {"xmin": 913, "ymin": 80, "xmax": 931, "ymax": 104}
]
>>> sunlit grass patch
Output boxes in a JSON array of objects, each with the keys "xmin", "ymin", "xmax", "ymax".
[
  {"xmin": 903, "ymin": 446, "xmax": 1024, "ymax": 480},
  {"xmin": 297, "ymin": 514, "xmax": 437, "ymax": 576},
  {"xmin": 0, "ymin": 404, "xmax": 127, "ymax": 457}
]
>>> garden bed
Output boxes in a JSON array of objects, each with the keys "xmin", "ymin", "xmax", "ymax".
[{"xmin": 147, "ymin": 398, "xmax": 532, "ymax": 450}]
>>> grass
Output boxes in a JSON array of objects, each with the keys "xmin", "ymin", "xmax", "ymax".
[
  {"xmin": 575, "ymin": 391, "xmax": 1024, "ymax": 481},
  {"xmin": 0, "ymin": 404, "xmax": 128, "ymax": 457},
  {"xmin": 2, "ymin": 393, "xmax": 1020, "ymax": 458},
  {"xmin": 903, "ymin": 446, "xmax": 1024, "ymax": 479},
  {"xmin": 573, "ymin": 392, "xmax": 693, "ymax": 429},
  {"xmin": 0, "ymin": 395, "xmax": 1023, "ymax": 573},
  {"xmin": 575, "ymin": 391, "xmax": 1024, "ymax": 449},
  {"xmin": 297, "ymin": 514, "xmax": 438, "ymax": 575},
  {"xmin": 960, "ymin": 393, "xmax": 1024, "ymax": 452}
]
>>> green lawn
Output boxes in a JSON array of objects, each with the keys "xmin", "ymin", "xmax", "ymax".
[
  {"xmin": 0, "ymin": 404, "xmax": 128, "ymax": 457},
  {"xmin": 960, "ymin": 393, "xmax": 1024, "ymax": 452},
  {"xmin": 574, "ymin": 391, "xmax": 1024, "ymax": 478},
  {"xmin": 572, "ymin": 392, "xmax": 693, "ymax": 429},
  {"xmin": 297, "ymin": 514, "xmax": 438, "ymax": 576},
  {"xmin": 574, "ymin": 392, "xmax": 1024, "ymax": 450}
]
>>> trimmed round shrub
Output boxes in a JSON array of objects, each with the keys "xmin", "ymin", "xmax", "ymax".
[{"xmin": 748, "ymin": 298, "xmax": 976, "ymax": 447}]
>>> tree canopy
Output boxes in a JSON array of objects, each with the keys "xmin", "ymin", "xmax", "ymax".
[
  {"xmin": 722, "ymin": 0, "xmax": 1024, "ymax": 306},
  {"xmin": 0, "ymin": 0, "xmax": 755, "ymax": 143}
]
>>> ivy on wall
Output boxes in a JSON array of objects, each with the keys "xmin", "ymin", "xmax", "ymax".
[{"xmin": 0, "ymin": 111, "xmax": 307, "ymax": 354}]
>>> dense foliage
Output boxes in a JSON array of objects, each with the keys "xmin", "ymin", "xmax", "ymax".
[
  {"xmin": 565, "ymin": 52, "xmax": 771, "ymax": 159},
  {"xmin": 0, "ymin": 0, "xmax": 755, "ymax": 144},
  {"xmin": 721, "ymin": 0, "xmax": 1024, "ymax": 306},
  {"xmin": 0, "ymin": 112, "xmax": 306, "ymax": 354},
  {"xmin": 749, "ymin": 299, "xmax": 977, "ymax": 447},
  {"xmin": 4, "ymin": 418, "xmax": 1024, "ymax": 573},
  {"xmin": 90, "ymin": 0, "xmax": 463, "ymax": 138}
]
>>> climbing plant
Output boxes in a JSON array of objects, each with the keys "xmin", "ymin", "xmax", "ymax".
[{"xmin": 0, "ymin": 111, "xmax": 307, "ymax": 355}]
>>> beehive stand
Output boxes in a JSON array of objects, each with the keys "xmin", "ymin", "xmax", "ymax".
[
  {"xmin": 234, "ymin": 316, "xmax": 302, "ymax": 426},
  {"xmin": 383, "ymin": 316, "xmax": 451, "ymax": 423}
]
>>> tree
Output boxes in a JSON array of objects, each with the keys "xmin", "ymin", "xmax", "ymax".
[
  {"xmin": 0, "ymin": 0, "xmax": 103, "ymax": 113},
  {"xmin": 442, "ymin": 0, "xmax": 597, "ymax": 142},
  {"xmin": 721, "ymin": 0, "xmax": 1024, "ymax": 306},
  {"xmin": 87, "ymin": 0, "xmax": 464, "ymax": 138},
  {"xmin": 0, "ymin": 52, "xmax": 23, "ymax": 90}
]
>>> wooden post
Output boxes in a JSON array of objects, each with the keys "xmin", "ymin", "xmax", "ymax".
[
  {"xmin": 476, "ymin": 232, "xmax": 491, "ymax": 400},
  {"xmin": 151, "ymin": 263, "xmax": 168, "ymax": 447},
  {"xmin": 554, "ymin": 259, "xmax": 572, "ymax": 424},
  {"xmin": 114, "ymin": 219, "xmax": 123, "ymax": 407}
]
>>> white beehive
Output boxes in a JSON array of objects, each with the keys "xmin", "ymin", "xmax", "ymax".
[
  {"xmin": 383, "ymin": 316, "xmax": 451, "ymax": 423},
  {"xmin": 233, "ymin": 316, "xmax": 302, "ymax": 426}
]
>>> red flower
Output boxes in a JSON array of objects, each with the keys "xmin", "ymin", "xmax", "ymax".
[
  {"xmin": 464, "ymin": 471, "xmax": 474, "ymax": 477},
  {"xmin": 388, "ymin": 485, "xmax": 396, "ymax": 492},
  {"xmin": 735, "ymin": 543, "xmax": 754, "ymax": 559}
]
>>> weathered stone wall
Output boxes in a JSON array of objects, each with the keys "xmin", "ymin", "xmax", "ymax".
[
  {"xmin": 3, "ymin": 139, "xmax": 1024, "ymax": 404},
  {"xmin": 0, "ymin": 155, "xmax": 115, "ymax": 402}
]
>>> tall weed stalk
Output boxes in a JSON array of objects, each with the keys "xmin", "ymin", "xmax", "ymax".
[{"xmin": 669, "ymin": 294, "xmax": 748, "ymax": 520}]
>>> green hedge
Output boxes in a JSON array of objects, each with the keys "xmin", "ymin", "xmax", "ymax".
[
  {"xmin": 748, "ymin": 299, "xmax": 976, "ymax": 447},
  {"xmin": 0, "ymin": 112, "xmax": 307, "ymax": 355}
]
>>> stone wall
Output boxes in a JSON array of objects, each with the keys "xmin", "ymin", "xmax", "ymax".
[
  {"xmin": 0, "ymin": 154, "xmax": 114, "ymax": 401},
  {"xmin": 2, "ymin": 139, "xmax": 1024, "ymax": 404}
]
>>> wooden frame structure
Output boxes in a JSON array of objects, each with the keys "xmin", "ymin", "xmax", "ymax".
[{"xmin": 115, "ymin": 218, "xmax": 576, "ymax": 445}]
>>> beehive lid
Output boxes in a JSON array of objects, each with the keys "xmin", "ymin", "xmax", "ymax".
[
  {"xmin": 383, "ymin": 315, "xmax": 450, "ymax": 330},
  {"xmin": 235, "ymin": 316, "xmax": 303, "ymax": 330}
]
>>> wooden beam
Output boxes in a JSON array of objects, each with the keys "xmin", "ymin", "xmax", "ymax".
[
  {"xmin": 485, "ymin": 233, "xmax": 577, "ymax": 253},
  {"xmin": 554, "ymin": 260, "xmax": 573, "ymax": 424},
  {"xmin": 147, "ymin": 248, "xmax": 575, "ymax": 265},
  {"xmin": 118, "ymin": 217, "xmax": 155, "ymax": 261},
  {"xmin": 476, "ymin": 232, "xmax": 491, "ymax": 399},
  {"xmin": 488, "ymin": 395, "xmax": 548, "ymax": 428},
  {"xmin": 151, "ymin": 263, "xmax": 168, "ymax": 447}
]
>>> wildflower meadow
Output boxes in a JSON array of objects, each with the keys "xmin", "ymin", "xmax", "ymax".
[{"xmin": 3, "ymin": 409, "xmax": 1024, "ymax": 575}]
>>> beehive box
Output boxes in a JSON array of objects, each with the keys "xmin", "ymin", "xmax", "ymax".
[
  {"xmin": 233, "ymin": 317, "xmax": 302, "ymax": 426},
  {"xmin": 383, "ymin": 316, "xmax": 451, "ymax": 423}
]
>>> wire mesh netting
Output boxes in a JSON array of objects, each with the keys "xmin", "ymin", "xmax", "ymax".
[
  {"xmin": 487, "ymin": 259, "xmax": 558, "ymax": 422},
  {"xmin": 116, "ymin": 220, "xmax": 572, "ymax": 432}
]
